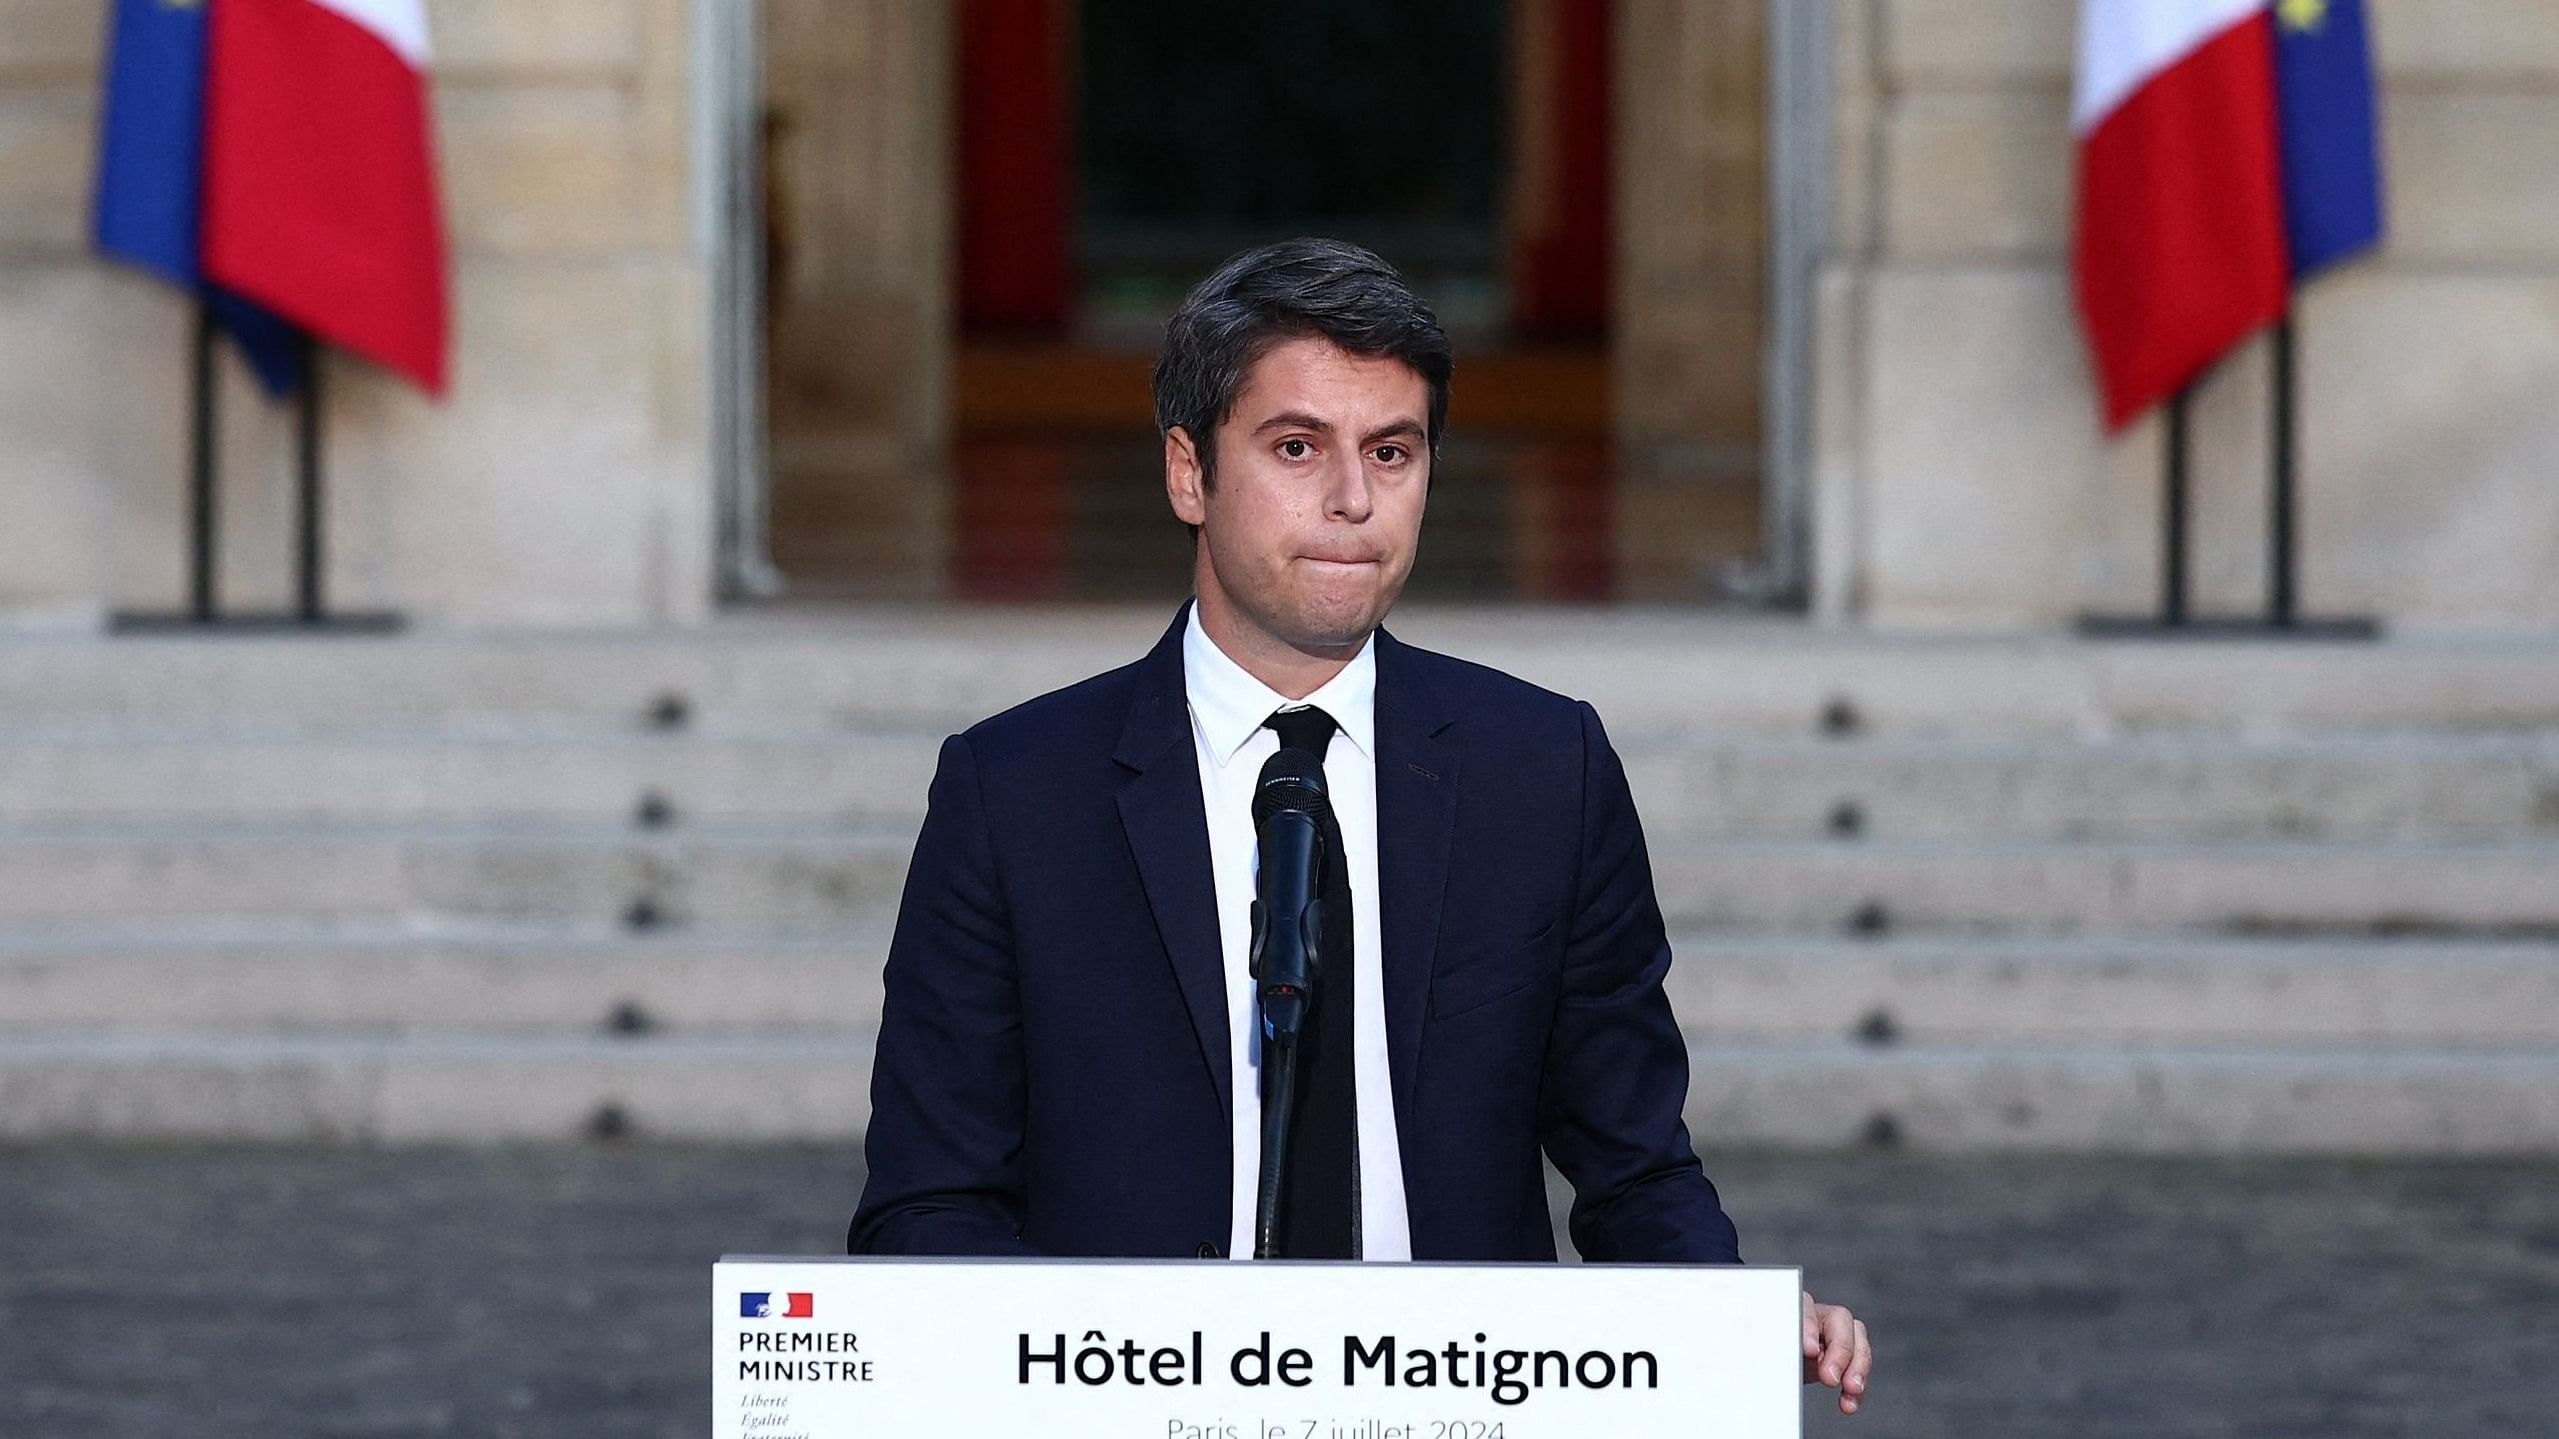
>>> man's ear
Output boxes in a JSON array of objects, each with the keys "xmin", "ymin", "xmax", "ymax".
[{"xmin": 1165, "ymin": 426, "xmax": 1208, "ymax": 527}]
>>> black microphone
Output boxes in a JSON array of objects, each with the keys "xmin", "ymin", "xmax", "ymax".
[
  {"xmin": 1248, "ymin": 747, "xmax": 1330, "ymax": 1047},
  {"xmin": 1249, "ymin": 745, "xmax": 1330, "ymax": 1258}
]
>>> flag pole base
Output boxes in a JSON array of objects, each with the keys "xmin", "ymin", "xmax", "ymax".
[
  {"xmin": 108, "ymin": 610, "xmax": 406, "ymax": 636},
  {"xmin": 2072, "ymin": 613, "xmax": 2380, "ymax": 641}
]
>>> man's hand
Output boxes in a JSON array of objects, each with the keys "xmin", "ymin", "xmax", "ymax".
[{"xmin": 1801, "ymin": 1290, "xmax": 1871, "ymax": 1415}]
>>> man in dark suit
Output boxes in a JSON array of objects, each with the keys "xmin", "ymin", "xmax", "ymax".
[{"xmin": 853, "ymin": 238, "xmax": 1872, "ymax": 1415}]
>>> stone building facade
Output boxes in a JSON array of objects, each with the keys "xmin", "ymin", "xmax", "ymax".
[
  {"xmin": 2, "ymin": 0, "xmax": 2554, "ymax": 631},
  {"xmin": 1814, "ymin": 0, "xmax": 2559, "ymax": 630},
  {"xmin": 2, "ymin": 0, "xmax": 716, "ymax": 627}
]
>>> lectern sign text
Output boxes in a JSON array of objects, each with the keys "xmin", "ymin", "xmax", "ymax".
[{"xmin": 712, "ymin": 1258, "xmax": 1800, "ymax": 1439}]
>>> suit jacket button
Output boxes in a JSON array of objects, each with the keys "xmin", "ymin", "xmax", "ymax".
[{"xmin": 1196, "ymin": 1241, "xmax": 1222, "ymax": 1259}]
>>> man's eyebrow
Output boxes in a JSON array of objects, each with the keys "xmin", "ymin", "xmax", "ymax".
[{"xmin": 1359, "ymin": 419, "xmax": 1427, "ymax": 447}]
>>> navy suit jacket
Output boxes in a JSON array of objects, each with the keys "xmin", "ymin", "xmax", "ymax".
[{"xmin": 850, "ymin": 605, "xmax": 1740, "ymax": 1264}]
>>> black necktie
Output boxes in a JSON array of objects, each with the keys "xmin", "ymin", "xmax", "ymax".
[{"xmin": 1263, "ymin": 704, "xmax": 1360, "ymax": 1259}]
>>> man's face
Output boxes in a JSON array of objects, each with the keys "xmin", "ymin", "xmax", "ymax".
[{"xmin": 1166, "ymin": 335, "xmax": 1431, "ymax": 654}]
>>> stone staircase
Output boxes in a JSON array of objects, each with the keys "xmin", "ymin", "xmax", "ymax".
[{"xmin": 3, "ymin": 607, "xmax": 2557, "ymax": 1151}]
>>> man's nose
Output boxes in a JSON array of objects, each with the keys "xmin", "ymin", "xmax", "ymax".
[{"xmin": 1323, "ymin": 453, "xmax": 1373, "ymax": 522}]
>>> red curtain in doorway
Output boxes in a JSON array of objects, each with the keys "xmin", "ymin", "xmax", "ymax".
[
  {"xmin": 958, "ymin": 0, "xmax": 1074, "ymax": 336},
  {"xmin": 1509, "ymin": 0, "xmax": 1613, "ymax": 341}
]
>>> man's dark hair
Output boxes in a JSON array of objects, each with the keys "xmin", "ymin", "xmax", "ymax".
[{"xmin": 1153, "ymin": 237, "xmax": 1453, "ymax": 490}]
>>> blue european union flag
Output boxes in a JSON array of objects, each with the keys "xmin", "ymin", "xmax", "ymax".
[
  {"xmin": 2272, "ymin": 0, "xmax": 2385, "ymax": 279},
  {"xmin": 91, "ymin": 0, "xmax": 305, "ymax": 395}
]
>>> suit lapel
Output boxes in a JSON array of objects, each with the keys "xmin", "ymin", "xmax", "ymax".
[
  {"xmin": 1115, "ymin": 606, "xmax": 1232, "ymax": 1121},
  {"xmin": 1372, "ymin": 628, "xmax": 1458, "ymax": 1125}
]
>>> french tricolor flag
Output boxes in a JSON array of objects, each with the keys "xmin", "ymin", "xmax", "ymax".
[
  {"xmin": 2073, "ymin": 0, "xmax": 2384, "ymax": 429},
  {"xmin": 204, "ymin": 0, "xmax": 450, "ymax": 395},
  {"xmin": 95, "ymin": 0, "xmax": 450, "ymax": 397}
]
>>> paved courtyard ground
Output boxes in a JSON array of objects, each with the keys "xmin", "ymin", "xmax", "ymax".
[{"xmin": 3, "ymin": 1145, "xmax": 2553, "ymax": 1438}]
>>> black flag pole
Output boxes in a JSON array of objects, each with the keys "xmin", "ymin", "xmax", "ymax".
[
  {"xmin": 283, "ymin": 331, "xmax": 398, "ymax": 630},
  {"xmin": 2078, "ymin": 383, "xmax": 2198, "ymax": 636},
  {"xmin": 186, "ymin": 296, "xmax": 220, "ymax": 623},
  {"xmin": 2259, "ymin": 313, "xmax": 2375, "ymax": 639},
  {"xmin": 296, "ymin": 329, "xmax": 325, "ymax": 621},
  {"xmin": 2269, "ymin": 314, "xmax": 2298, "ymax": 627},
  {"xmin": 114, "ymin": 297, "xmax": 224, "ymax": 632},
  {"xmin": 113, "ymin": 315, "xmax": 403, "ymax": 634},
  {"xmin": 2161, "ymin": 385, "xmax": 2191, "ymax": 627}
]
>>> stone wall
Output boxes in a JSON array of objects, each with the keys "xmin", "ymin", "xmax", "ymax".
[
  {"xmin": 1813, "ymin": 0, "xmax": 2559, "ymax": 631},
  {"xmin": 760, "ymin": 0, "xmax": 951, "ymax": 597},
  {"xmin": 1615, "ymin": 0, "xmax": 1769, "ymax": 600},
  {"xmin": 14, "ymin": 1, "xmax": 2550, "ymax": 633},
  {"xmin": 0, "ymin": 0, "xmax": 714, "ymax": 628}
]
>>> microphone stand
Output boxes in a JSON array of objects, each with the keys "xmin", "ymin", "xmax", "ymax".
[{"xmin": 1254, "ymin": 1022, "xmax": 1300, "ymax": 1261}]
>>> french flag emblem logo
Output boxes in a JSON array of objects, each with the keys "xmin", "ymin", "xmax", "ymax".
[{"xmin": 740, "ymin": 1292, "xmax": 815, "ymax": 1319}]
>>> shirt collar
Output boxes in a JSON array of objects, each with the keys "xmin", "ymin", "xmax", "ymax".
[{"xmin": 1183, "ymin": 602, "xmax": 1377, "ymax": 769}]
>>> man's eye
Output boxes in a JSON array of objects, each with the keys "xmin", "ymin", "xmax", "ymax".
[
  {"xmin": 1279, "ymin": 439, "xmax": 1312, "ymax": 460},
  {"xmin": 1373, "ymin": 445, "xmax": 1406, "ymax": 465}
]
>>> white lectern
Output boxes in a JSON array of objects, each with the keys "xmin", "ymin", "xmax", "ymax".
[{"xmin": 714, "ymin": 1257, "xmax": 1802, "ymax": 1438}]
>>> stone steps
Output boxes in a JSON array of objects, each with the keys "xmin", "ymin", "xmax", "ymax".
[
  {"xmin": 0, "ymin": 732, "xmax": 950, "ymax": 828},
  {"xmin": 3, "ymin": 823, "xmax": 2553, "ymax": 936},
  {"xmin": 8, "ymin": 615, "xmax": 2559, "ymax": 1150},
  {"xmin": 8, "ymin": 612, "xmax": 2559, "ymax": 738},
  {"xmin": 6, "ymin": 1029, "xmax": 2553, "ymax": 1153},
  {"xmin": 6, "ymin": 731, "xmax": 2557, "ymax": 843},
  {"xmin": 1646, "ymin": 836, "xmax": 2559, "ymax": 936},
  {"xmin": 7, "ymin": 926, "xmax": 2555, "ymax": 1049},
  {"xmin": 1623, "ymin": 733, "xmax": 2559, "ymax": 842}
]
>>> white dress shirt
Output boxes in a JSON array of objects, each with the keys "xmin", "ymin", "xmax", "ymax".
[{"xmin": 1183, "ymin": 605, "xmax": 1412, "ymax": 1261}]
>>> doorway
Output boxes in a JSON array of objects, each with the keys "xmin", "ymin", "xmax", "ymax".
[{"xmin": 749, "ymin": 0, "xmax": 1777, "ymax": 605}]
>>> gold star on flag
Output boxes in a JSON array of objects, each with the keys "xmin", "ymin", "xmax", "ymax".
[{"xmin": 2277, "ymin": 0, "xmax": 2330, "ymax": 32}]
